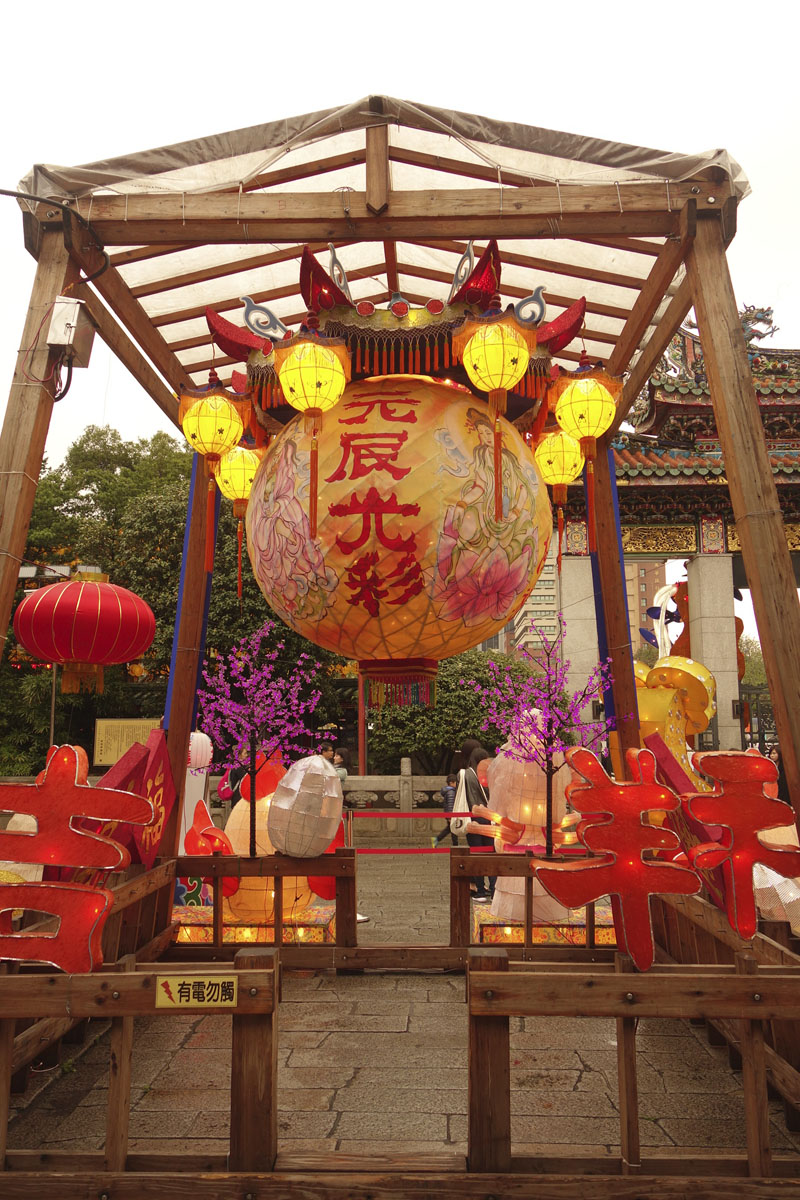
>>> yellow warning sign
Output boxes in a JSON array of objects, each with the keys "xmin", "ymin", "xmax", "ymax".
[{"xmin": 155, "ymin": 975, "xmax": 238, "ymax": 1008}]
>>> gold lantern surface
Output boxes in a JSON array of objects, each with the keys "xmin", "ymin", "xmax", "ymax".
[{"xmin": 247, "ymin": 376, "xmax": 552, "ymax": 704}]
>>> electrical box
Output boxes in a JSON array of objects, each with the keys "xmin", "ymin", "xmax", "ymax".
[{"xmin": 46, "ymin": 296, "xmax": 94, "ymax": 368}]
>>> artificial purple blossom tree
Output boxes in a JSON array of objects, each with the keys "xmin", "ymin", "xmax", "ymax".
[
  {"xmin": 464, "ymin": 614, "xmax": 617, "ymax": 857},
  {"xmin": 197, "ymin": 620, "xmax": 322, "ymax": 855}
]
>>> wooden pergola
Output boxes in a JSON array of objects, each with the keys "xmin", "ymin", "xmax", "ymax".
[{"xmin": 0, "ymin": 95, "xmax": 798, "ymax": 831}]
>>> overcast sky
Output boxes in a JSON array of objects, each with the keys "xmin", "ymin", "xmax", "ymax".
[{"xmin": 0, "ymin": 0, "xmax": 795, "ymax": 638}]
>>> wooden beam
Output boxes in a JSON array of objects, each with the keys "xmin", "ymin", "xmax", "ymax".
[
  {"xmin": 606, "ymin": 201, "xmax": 695, "ymax": 377},
  {"xmin": 384, "ymin": 240, "xmax": 399, "ymax": 294},
  {"xmin": 0, "ymin": 233, "xmax": 79, "ymax": 655},
  {"xmin": 55, "ymin": 181, "xmax": 727, "ymax": 245},
  {"xmin": 74, "ymin": 286, "xmax": 179, "ymax": 426},
  {"xmin": 152, "ymin": 262, "xmax": 386, "ymax": 329},
  {"xmin": 611, "ymin": 278, "xmax": 693, "ymax": 433},
  {"xmin": 593, "ymin": 444, "xmax": 641, "ymax": 775},
  {"xmin": 62, "ymin": 214, "xmax": 192, "ymax": 392},
  {"xmin": 109, "ymin": 242, "xmax": 203, "ymax": 267},
  {"xmin": 397, "ymin": 261, "xmax": 620, "ymax": 344},
  {"xmin": 129, "ymin": 241, "xmax": 353, "ymax": 300},
  {"xmin": 687, "ymin": 215, "xmax": 800, "ymax": 826},
  {"xmin": 366, "ymin": 125, "xmax": 390, "ymax": 216},
  {"xmin": 409, "ymin": 237, "xmax": 646, "ymax": 292}
]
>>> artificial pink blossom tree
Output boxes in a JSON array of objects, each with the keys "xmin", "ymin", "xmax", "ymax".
[
  {"xmin": 197, "ymin": 620, "xmax": 322, "ymax": 855},
  {"xmin": 464, "ymin": 614, "xmax": 617, "ymax": 857}
]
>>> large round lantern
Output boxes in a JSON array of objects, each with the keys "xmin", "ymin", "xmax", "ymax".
[
  {"xmin": 247, "ymin": 376, "xmax": 552, "ymax": 703},
  {"xmin": 13, "ymin": 580, "xmax": 156, "ymax": 693}
]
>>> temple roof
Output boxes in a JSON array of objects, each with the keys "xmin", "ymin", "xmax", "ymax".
[{"xmin": 611, "ymin": 439, "xmax": 800, "ymax": 482}]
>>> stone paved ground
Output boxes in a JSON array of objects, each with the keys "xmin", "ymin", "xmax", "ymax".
[{"xmin": 8, "ymin": 850, "xmax": 800, "ymax": 1161}]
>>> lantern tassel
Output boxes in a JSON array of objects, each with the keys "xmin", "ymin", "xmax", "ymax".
[
  {"xmin": 557, "ymin": 505, "xmax": 564, "ymax": 577},
  {"xmin": 237, "ymin": 518, "xmax": 244, "ymax": 598},
  {"xmin": 309, "ymin": 432, "xmax": 319, "ymax": 539},
  {"xmin": 493, "ymin": 417, "xmax": 503, "ymax": 522},
  {"xmin": 205, "ymin": 477, "xmax": 216, "ymax": 574}
]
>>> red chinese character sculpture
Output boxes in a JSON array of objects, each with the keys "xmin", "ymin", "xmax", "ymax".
[
  {"xmin": 684, "ymin": 751, "xmax": 800, "ymax": 940},
  {"xmin": 0, "ymin": 745, "xmax": 153, "ymax": 971},
  {"xmin": 537, "ymin": 747, "xmax": 701, "ymax": 970}
]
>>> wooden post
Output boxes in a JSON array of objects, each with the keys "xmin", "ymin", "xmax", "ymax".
[
  {"xmin": 0, "ymin": 963, "xmax": 18, "ymax": 1171},
  {"xmin": 104, "ymin": 954, "xmax": 136, "ymax": 1172},
  {"xmin": 468, "ymin": 948, "xmax": 510, "ymax": 1173},
  {"xmin": 212, "ymin": 863, "xmax": 223, "ymax": 950},
  {"xmin": 230, "ymin": 947, "xmax": 278, "ymax": 1172},
  {"xmin": 357, "ymin": 670, "xmax": 367, "ymax": 776},
  {"xmin": 162, "ymin": 461, "xmax": 210, "ymax": 855},
  {"xmin": 0, "ymin": 231, "xmax": 79, "ymax": 651},
  {"xmin": 450, "ymin": 846, "xmax": 472, "ymax": 948},
  {"xmin": 736, "ymin": 951, "xmax": 772, "ymax": 1177},
  {"xmin": 365, "ymin": 121, "xmax": 390, "ymax": 216},
  {"xmin": 592, "ymin": 444, "xmax": 641, "ymax": 775},
  {"xmin": 615, "ymin": 954, "xmax": 641, "ymax": 1174},
  {"xmin": 687, "ymin": 216, "xmax": 800, "ymax": 819},
  {"xmin": 334, "ymin": 846, "xmax": 357, "ymax": 950},
  {"xmin": 524, "ymin": 860, "xmax": 533, "ymax": 951}
]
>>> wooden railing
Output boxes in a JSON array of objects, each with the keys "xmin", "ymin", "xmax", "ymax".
[
  {"xmin": 0, "ymin": 949, "xmax": 278, "ymax": 1179},
  {"xmin": 6, "ymin": 859, "xmax": 179, "ymax": 1090},
  {"xmin": 467, "ymin": 947, "xmax": 800, "ymax": 1179}
]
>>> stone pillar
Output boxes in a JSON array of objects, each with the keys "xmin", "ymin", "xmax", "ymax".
[
  {"xmin": 687, "ymin": 554, "xmax": 741, "ymax": 749},
  {"xmin": 398, "ymin": 755, "xmax": 414, "ymax": 843},
  {"xmin": 561, "ymin": 557, "xmax": 600, "ymax": 705}
]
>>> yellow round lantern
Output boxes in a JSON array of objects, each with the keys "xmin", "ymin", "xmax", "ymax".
[
  {"xmin": 551, "ymin": 370, "xmax": 621, "ymax": 553},
  {"xmin": 247, "ymin": 377, "xmax": 552, "ymax": 703},
  {"xmin": 463, "ymin": 323, "xmax": 530, "ymax": 398},
  {"xmin": 217, "ymin": 445, "xmax": 263, "ymax": 597},
  {"xmin": 181, "ymin": 395, "xmax": 244, "ymax": 468},
  {"xmin": 553, "ymin": 377, "xmax": 617, "ymax": 446},
  {"xmin": 273, "ymin": 339, "xmax": 350, "ymax": 537},
  {"xmin": 534, "ymin": 431, "xmax": 585, "ymax": 575},
  {"xmin": 276, "ymin": 341, "xmax": 347, "ymax": 417}
]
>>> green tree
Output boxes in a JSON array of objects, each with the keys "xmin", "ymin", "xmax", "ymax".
[
  {"xmin": 634, "ymin": 643, "xmax": 658, "ymax": 668},
  {"xmin": 368, "ymin": 649, "xmax": 538, "ymax": 775},
  {"xmin": 740, "ymin": 635, "xmax": 767, "ymax": 686}
]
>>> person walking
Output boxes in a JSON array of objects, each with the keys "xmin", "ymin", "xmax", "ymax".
[
  {"xmin": 463, "ymin": 743, "xmax": 496, "ymax": 901},
  {"xmin": 431, "ymin": 774, "xmax": 460, "ymax": 848}
]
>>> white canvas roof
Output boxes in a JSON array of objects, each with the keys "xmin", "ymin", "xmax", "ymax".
[{"xmin": 17, "ymin": 96, "xmax": 749, "ymax": 389}]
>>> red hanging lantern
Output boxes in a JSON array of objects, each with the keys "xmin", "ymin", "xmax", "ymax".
[{"xmin": 13, "ymin": 580, "xmax": 156, "ymax": 693}]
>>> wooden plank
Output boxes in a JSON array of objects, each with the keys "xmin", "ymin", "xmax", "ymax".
[
  {"xmin": 229, "ymin": 948, "xmax": 278, "ymax": 1172},
  {"xmin": 59, "ymin": 181, "xmax": 728, "ymax": 245},
  {"xmin": 0, "ymin": 976, "xmax": 15, "ymax": 1168},
  {"xmin": 615, "ymin": 955, "xmax": 641, "ymax": 1174},
  {"xmin": 611, "ymin": 277, "xmax": 693, "ymax": 433},
  {"xmin": 687, "ymin": 215, "xmax": 800, "ymax": 824},
  {"xmin": 0, "ymin": 232, "xmax": 79, "ymax": 655},
  {"xmin": 606, "ymin": 201, "xmax": 695, "ymax": 376},
  {"xmin": 62, "ymin": 212, "xmax": 194, "ymax": 394},
  {"xmin": 469, "ymin": 970, "xmax": 800, "ymax": 1020},
  {"xmin": 383, "ymin": 239, "xmax": 399, "ymax": 295},
  {"xmin": 468, "ymin": 949, "xmax": 511, "ymax": 1172},
  {"xmin": 10, "ymin": 1015, "xmax": 75, "ymax": 1075},
  {"xmin": 73, "ymin": 286, "xmax": 179, "ymax": 426},
  {"xmin": 736, "ymin": 952, "xmax": 773, "ymax": 1177},
  {"xmin": 0, "ymin": 968, "xmax": 275, "ymax": 1019},
  {"xmin": 277, "ymin": 1149, "xmax": 466, "ymax": 1172},
  {"xmin": 366, "ymin": 125, "xmax": 390, "ymax": 215},
  {"xmin": 104, "ymin": 955, "xmax": 135, "ymax": 1172},
  {"xmin": 111, "ymin": 860, "xmax": 177, "ymax": 912},
  {"xmin": 176, "ymin": 852, "xmax": 355, "ymax": 878}
]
